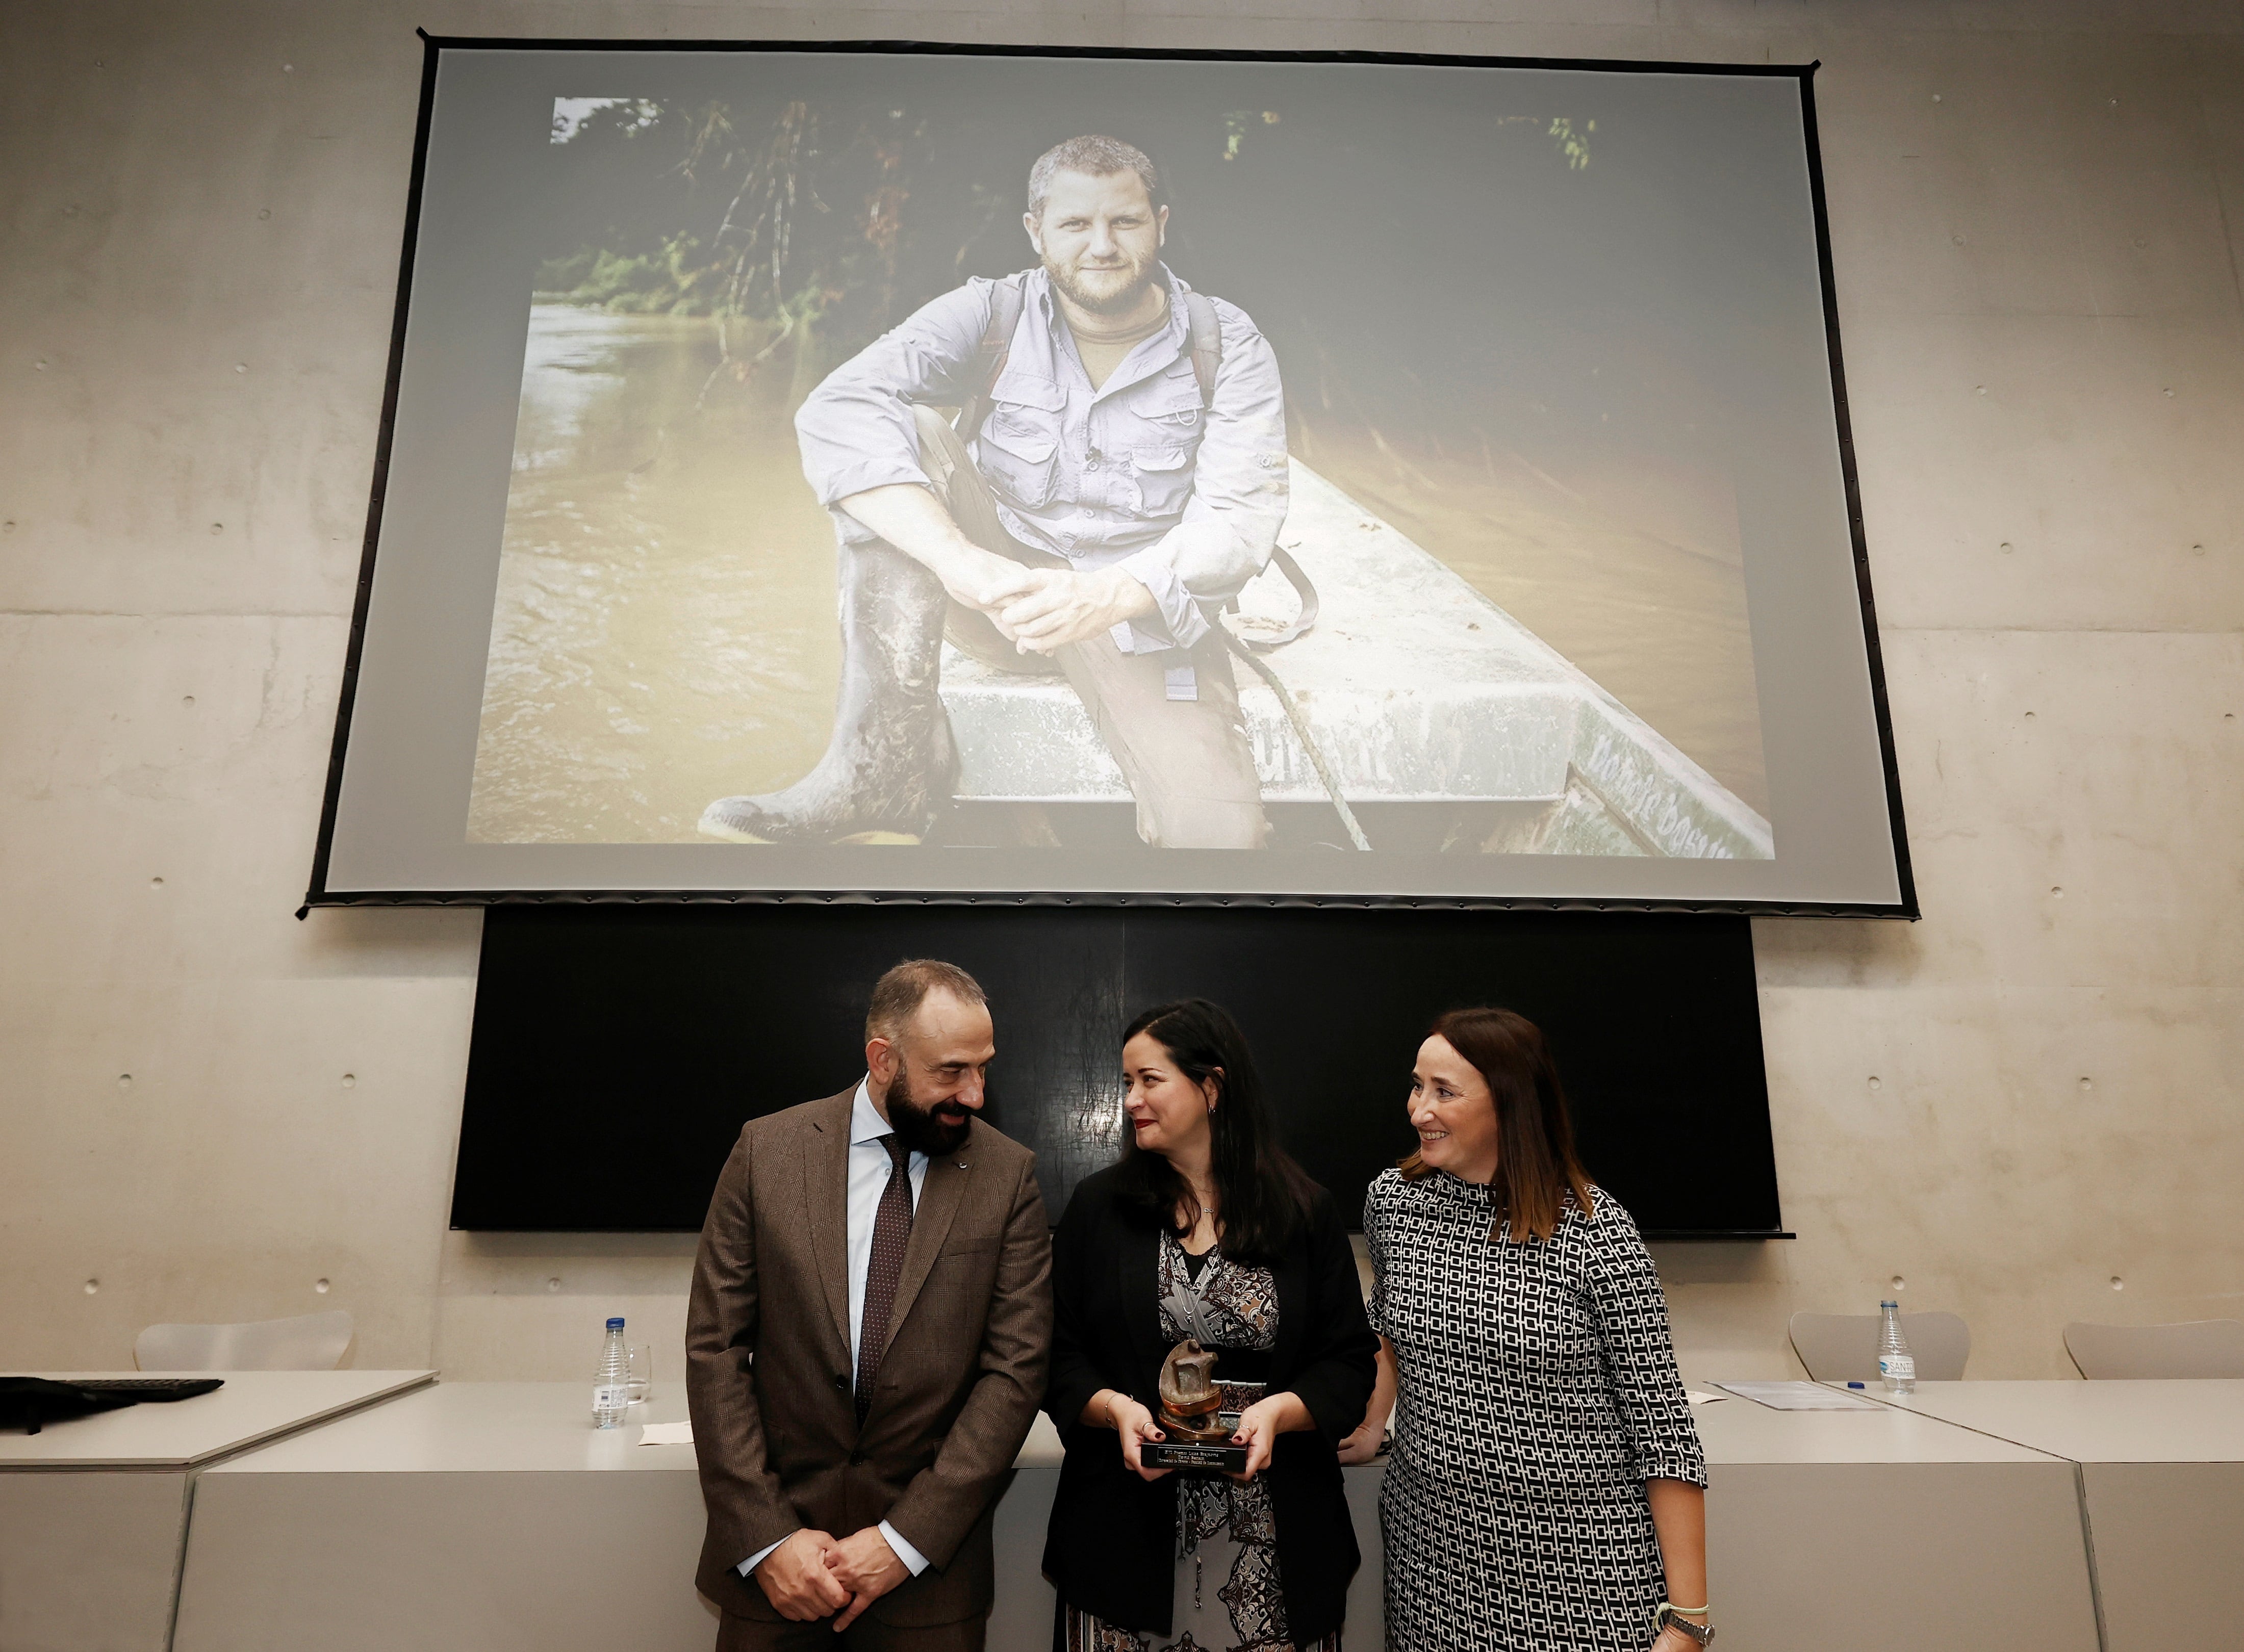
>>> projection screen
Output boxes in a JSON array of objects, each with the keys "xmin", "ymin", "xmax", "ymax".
[{"xmin": 307, "ymin": 40, "xmax": 1913, "ymax": 914}]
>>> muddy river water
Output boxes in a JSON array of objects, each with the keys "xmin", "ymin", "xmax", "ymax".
[{"xmin": 468, "ymin": 307, "xmax": 1766, "ymax": 843}]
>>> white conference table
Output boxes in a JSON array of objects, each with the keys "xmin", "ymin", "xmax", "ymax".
[
  {"xmin": 174, "ymin": 1384, "xmax": 1325, "ymax": 1652},
  {"xmin": 171, "ymin": 1379, "xmax": 2107, "ymax": 1652},
  {"xmin": 171, "ymin": 1382, "xmax": 1093, "ymax": 1652},
  {"xmin": 173, "ymin": 1382, "xmax": 718, "ymax": 1652},
  {"xmin": 0, "ymin": 1369, "xmax": 435, "ymax": 1652},
  {"xmin": 1694, "ymin": 1391, "xmax": 2097, "ymax": 1651},
  {"xmin": 1858, "ymin": 1379, "xmax": 2244, "ymax": 1650}
]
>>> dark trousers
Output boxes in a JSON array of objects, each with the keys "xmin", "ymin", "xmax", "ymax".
[
  {"xmin": 716, "ymin": 1611, "xmax": 986, "ymax": 1652},
  {"xmin": 910, "ymin": 404, "xmax": 1269, "ymax": 850}
]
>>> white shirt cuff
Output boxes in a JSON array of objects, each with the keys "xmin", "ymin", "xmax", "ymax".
[
  {"xmin": 738, "ymin": 1521, "xmax": 926, "ymax": 1580},
  {"xmin": 879, "ymin": 1519, "xmax": 931, "ymax": 1577},
  {"xmin": 737, "ymin": 1536, "xmax": 787, "ymax": 1577},
  {"xmin": 1113, "ymin": 548, "xmax": 1210, "ymax": 650}
]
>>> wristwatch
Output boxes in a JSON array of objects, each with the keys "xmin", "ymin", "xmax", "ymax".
[{"xmin": 1655, "ymin": 1604, "xmax": 1715, "ymax": 1646}]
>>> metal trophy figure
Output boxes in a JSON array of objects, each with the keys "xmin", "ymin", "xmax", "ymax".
[
  {"xmin": 1141, "ymin": 1281, "xmax": 1251, "ymax": 1473},
  {"xmin": 1156, "ymin": 1341, "xmax": 1228, "ymax": 1441}
]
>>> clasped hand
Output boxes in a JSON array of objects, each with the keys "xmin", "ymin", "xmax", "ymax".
[
  {"xmin": 1333, "ymin": 1420, "xmax": 1384, "ymax": 1466},
  {"xmin": 948, "ymin": 556, "xmax": 1155, "ymax": 655},
  {"xmin": 754, "ymin": 1526, "xmax": 908, "ymax": 1630}
]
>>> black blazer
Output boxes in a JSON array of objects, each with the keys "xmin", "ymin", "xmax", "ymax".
[{"xmin": 1040, "ymin": 1164, "xmax": 1379, "ymax": 1643}]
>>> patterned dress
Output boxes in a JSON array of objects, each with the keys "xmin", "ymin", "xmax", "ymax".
[
  {"xmin": 1065, "ymin": 1232, "xmax": 1342, "ymax": 1652},
  {"xmin": 1363, "ymin": 1171, "xmax": 1706, "ymax": 1652}
]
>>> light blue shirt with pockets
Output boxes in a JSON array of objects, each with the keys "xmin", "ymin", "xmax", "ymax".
[{"xmin": 793, "ymin": 264, "xmax": 1291, "ymax": 658}]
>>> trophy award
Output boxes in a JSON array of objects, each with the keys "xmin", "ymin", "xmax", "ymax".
[{"xmin": 1139, "ymin": 1279, "xmax": 1261, "ymax": 1474}]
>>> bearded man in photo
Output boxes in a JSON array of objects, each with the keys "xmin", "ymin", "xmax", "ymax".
[{"xmin": 700, "ymin": 134, "xmax": 1290, "ymax": 851}]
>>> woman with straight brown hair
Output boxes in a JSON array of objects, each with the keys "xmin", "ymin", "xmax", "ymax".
[{"xmin": 1343, "ymin": 1008, "xmax": 1712, "ymax": 1652}]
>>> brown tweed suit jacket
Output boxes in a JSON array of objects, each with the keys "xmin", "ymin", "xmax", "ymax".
[{"xmin": 686, "ymin": 1088, "xmax": 1053, "ymax": 1625}]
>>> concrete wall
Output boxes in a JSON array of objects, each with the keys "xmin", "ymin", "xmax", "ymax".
[{"xmin": 4, "ymin": 0, "xmax": 2238, "ymax": 1387}]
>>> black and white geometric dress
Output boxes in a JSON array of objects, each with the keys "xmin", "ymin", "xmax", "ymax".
[{"xmin": 1362, "ymin": 1170, "xmax": 1705, "ymax": 1652}]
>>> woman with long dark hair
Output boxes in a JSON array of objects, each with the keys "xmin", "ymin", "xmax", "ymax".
[
  {"xmin": 1042, "ymin": 1000, "xmax": 1378, "ymax": 1652},
  {"xmin": 1347, "ymin": 1008, "xmax": 1712, "ymax": 1652}
]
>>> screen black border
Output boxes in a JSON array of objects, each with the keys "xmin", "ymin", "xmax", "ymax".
[{"xmin": 303, "ymin": 35, "xmax": 1916, "ymax": 922}]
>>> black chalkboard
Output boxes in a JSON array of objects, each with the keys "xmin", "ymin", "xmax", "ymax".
[{"xmin": 452, "ymin": 906, "xmax": 1783, "ymax": 1238}]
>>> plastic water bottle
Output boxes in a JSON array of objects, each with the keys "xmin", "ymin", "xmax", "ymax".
[
  {"xmin": 1877, "ymin": 1300, "xmax": 1917, "ymax": 1394},
  {"xmin": 593, "ymin": 1317, "xmax": 631, "ymax": 1428}
]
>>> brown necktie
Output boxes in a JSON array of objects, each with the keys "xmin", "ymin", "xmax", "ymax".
[{"xmin": 856, "ymin": 1134, "xmax": 914, "ymax": 1425}]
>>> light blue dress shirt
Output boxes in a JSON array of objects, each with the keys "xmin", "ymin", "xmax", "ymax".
[
  {"xmin": 738, "ymin": 1079, "xmax": 933, "ymax": 1582},
  {"xmin": 793, "ymin": 264, "xmax": 1291, "ymax": 657}
]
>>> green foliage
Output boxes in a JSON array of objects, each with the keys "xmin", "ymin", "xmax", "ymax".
[
  {"xmin": 1547, "ymin": 117, "xmax": 1595, "ymax": 171},
  {"xmin": 531, "ymin": 90, "xmax": 1604, "ymax": 398},
  {"xmin": 1221, "ymin": 109, "xmax": 1282, "ymax": 162},
  {"xmin": 534, "ymin": 96, "xmax": 938, "ymax": 389},
  {"xmin": 536, "ymin": 236, "xmax": 729, "ymax": 314}
]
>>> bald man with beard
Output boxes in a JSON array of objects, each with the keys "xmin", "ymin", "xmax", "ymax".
[{"xmin": 686, "ymin": 960, "xmax": 1052, "ymax": 1652}]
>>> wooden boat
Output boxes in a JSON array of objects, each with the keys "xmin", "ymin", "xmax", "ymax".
[{"xmin": 937, "ymin": 462, "xmax": 1774, "ymax": 859}]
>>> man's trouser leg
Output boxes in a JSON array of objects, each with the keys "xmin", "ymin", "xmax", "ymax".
[
  {"xmin": 716, "ymin": 1612, "xmax": 985, "ymax": 1652},
  {"xmin": 1049, "ymin": 631, "xmax": 1268, "ymax": 850},
  {"xmin": 913, "ymin": 407, "xmax": 1269, "ymax": 850}
]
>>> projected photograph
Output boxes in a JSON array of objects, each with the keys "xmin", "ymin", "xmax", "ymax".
[
  {"xmin": 469, "ymin": 80, "xmax": 1775, "ymax": 861},
  {"xmin": 314, "ymin": 46, "xmax": 1908, "ymax": 908}
]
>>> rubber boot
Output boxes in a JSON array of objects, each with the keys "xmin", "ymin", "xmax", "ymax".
[{"xmin": 699, "ymin": 540, "xmax": 956, "ymax": 844}]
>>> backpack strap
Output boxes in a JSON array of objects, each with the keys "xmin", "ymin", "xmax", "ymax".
[
  {"xmin": 954, "ymin": 273, "xmax": 1032, "ymax": 440},
  {"xmin": 1176, "ymin": 291, "xmax": 1320, "ymax": 651},
  {"xmin": 1182, "ymin": 290, "xmax": 1222, "ymax": 407},
  {"xmin": 1238, "ymin": 545, "xmax": 1321, "ymax": 652}
]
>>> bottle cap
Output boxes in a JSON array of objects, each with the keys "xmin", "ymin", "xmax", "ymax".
[
  {"xmin": 606, "ymin": 1317, "xmax": 625, "ymax": 1330},
  {"xmin": 1847, "ymin": 1381, "xmax": 1866, "ymax": 1389},
  {"xmin": 1879, "ymin": 1300, "xmax": 1898, "ymax": 1309}
]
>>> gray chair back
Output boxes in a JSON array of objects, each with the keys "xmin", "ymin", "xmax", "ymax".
[
  {"xmin": 2063, "ymin": 1320, "xmax": 2244, "ymax": 1379},
  {"xmin": 1788, "ymin": 1310, "xmax": 1971, "ymax": 1382},
  {"xmin": 134, "ymin": 1309, "xmax": 355, "ymax": 1372}
]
